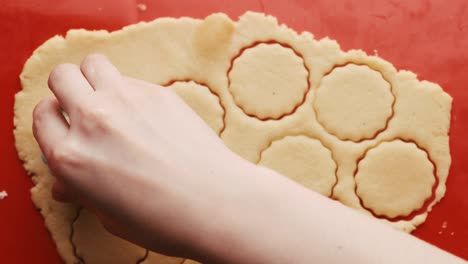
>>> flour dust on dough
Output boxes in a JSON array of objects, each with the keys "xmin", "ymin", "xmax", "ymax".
[{"xmin": 14, "ymin": 12, "xmax": 452, "ymax": 263}]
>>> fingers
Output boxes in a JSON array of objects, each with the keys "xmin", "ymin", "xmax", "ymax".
[
  {"xmin": 33, "ymin": 97, "xmax": 69, "ymax": 158},
  {"xmin": 48, "ymin": 63, "xmax": 94, "ymax": 115},
  {"xmin": 80, "ymin": 54, "xmax": 122, "ymax": 91}
]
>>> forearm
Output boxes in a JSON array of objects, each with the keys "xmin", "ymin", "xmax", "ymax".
[{"xmin": 194, "ymin": 164, "xmax": 464, "ymax": 264}]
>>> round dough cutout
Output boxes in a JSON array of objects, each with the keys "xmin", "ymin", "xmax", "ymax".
[
  {"xmin": 355, "ymin": 140, "xmax": 435, "ymax": 218},
  {"xmin": 314, "ymin": 64, "xmax": 394, "ymax": 141},
  {"xmin": 228, "ymin": 43, "xmax": 308, "ymax": 120}
]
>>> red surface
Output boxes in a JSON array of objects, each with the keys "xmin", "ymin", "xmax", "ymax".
[{"xmin": 0, "ymin": 0, "xmax": 467, "ymax": 262}]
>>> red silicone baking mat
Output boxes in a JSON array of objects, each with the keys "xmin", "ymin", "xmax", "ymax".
[{"xmin": 0, "ymin": 0, "xmax": 467, "ymax": 262}]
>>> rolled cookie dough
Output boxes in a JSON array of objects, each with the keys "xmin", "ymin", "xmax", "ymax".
[{"xmin": 14, "ymin": 12, "xmax": 452, "ymax": 263}]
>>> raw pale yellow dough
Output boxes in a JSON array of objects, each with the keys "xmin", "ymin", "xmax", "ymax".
[{"xmin": 14, "ymin": 12, "xmax": 452, "ymax": 263}]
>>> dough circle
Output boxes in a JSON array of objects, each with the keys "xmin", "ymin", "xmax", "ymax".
[
  {"xmin": 314, "ymin": 64, "xmax": 394, "ymax": 141},
  {"xmin": 355, "ymin": 140, "xmax": 435, "ymax": 218},
  {"xmin": 259, "ymin": 136, "xmax": 337, "ymax": 196},
  {"xmin": 228, "ymin": 43, "xmax": 308, "ymax": 120}
]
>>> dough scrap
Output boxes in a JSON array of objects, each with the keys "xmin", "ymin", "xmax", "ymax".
[
  {"xmin": 355, "ymin": 140, "xmax": 435, "ymax": 218},
  {"xmin": 14, "ymin": 12, "xmax": 452, "ymax": 263}
]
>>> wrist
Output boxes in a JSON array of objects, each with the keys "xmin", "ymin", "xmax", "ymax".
[
  {"xmin": 188, "ymin": 161, "xmax": 307, "ymax": 263},
  {"xmin": 183, "ymin": 159, "xmax": 262, "ymax": 263}
]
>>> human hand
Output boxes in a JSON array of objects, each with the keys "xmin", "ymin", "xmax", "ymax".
[{"xmin": 32, "ymin": 54, "xmax": 260, "ymax": 260}]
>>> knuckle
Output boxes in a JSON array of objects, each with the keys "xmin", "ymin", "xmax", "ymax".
[
  {"xmin": 49, "ymin": 63, "xmax": 75, "ymax": 79},
  {"xmin": 80, "ymin": 106, "xmax": 108, "ymax": 121},
  {"xmin": 77, "ymin": 105, "xmax": 112, "ymax": 132},
  {"xmin": 49, "ymin": 64, "xmax": 75, "ymax": 84}
]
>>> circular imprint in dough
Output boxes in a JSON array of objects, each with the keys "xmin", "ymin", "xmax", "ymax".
[
  {"xmin": 228, "ymin": 43, "xmax": 309, "ymax": 120},
  {"xmin": 314, "ymin": 64, "xmax": 394, "ymax": 142},
  {"xmin": 355, "ymin": 140, "xmax": 435, "ymax": 218},
  {"xmin": 259, "ymin": 135, "xmax": 337, "ymax": 196},
  {"xmin": 167, "ymin": 81, "xmax": 224, "ymax": 134}
]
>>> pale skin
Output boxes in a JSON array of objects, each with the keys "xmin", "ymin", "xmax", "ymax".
[{"xmin": 32, "ymin": 54, "xmax": 465, "ymax": 264}]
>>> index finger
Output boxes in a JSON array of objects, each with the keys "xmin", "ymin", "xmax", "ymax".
[{"xmin": 48, "ymin": 63, "xmax": 94, "ymax": 116}]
